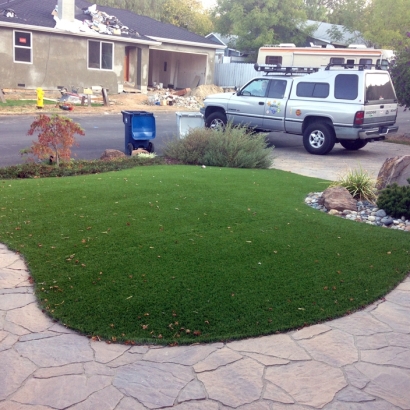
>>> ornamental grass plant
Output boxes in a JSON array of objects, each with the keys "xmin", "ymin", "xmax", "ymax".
[
  {"xmin": 1, "ymin": 166, "xmax": 409, "ymax": 345},
  {"xmin": 328, "ymin": 166, "xmax": 378, "ymax": 202}
]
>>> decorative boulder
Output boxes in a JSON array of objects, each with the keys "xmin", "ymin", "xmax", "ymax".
[
  {"xmin": 131, "ymin": 148, "xmax": 149, "ymax": 156},
  {"xmin": 100, "ymin": 149, "xmax": 126, "ymax": 161},
  {"xmin": 376, "ymin": 155, "xmax": 410, "ymax": 190},
  {"xmin": 319, "ymin": 186, "xmax": 357, "ymax": 211}
]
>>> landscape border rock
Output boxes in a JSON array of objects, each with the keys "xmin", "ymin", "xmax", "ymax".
[
  {"xmin": 100, "ymin": 149, "xmax": 126, "ymax": 161},
  {"xmin": 318, "ymin": 186, "xmax": 357, "ymax": 212},
  {"xmin": 376, "ymin": 155, "xmax": 410, "ymax": 190}
]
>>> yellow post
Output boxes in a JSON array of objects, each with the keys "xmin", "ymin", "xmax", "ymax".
[{"xmin": 36, "ymin": 87, "xmax": 44, "ymax": 109}]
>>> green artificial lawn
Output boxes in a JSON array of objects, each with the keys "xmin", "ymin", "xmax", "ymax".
[
  {"xmin": 0, "ymin": 99, "xmax": 56, "ymax": 107},
  {"xmin": 1, "ymin": 165, "xmax": 409, "ymax": 345}
]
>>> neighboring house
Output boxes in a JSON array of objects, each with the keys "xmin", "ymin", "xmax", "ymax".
[
  {"xmin": 303, "ymin": 20, "xmax": 366, "ymax": 48},
  {"xmin": 0, "ymin": 0, "xmax": 224, "ymax": 93},
  {"xmin": 205, "ymin": 33, "xmax": 248, "ymax": 63}
]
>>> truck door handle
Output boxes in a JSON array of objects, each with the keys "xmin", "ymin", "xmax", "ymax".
[{"xmin": 259, "ymin": 102, "xmax": 264, "ymax": 105}]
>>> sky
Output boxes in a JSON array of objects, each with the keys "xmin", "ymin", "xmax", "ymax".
[{"xmin": 201, "ymin": 0, "xmax": 217, "ymax": 9}]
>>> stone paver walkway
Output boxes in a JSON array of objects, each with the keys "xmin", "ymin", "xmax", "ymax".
[{"xmin": 1, "ymin": 242, "xmax": 410, "ymax": 409}]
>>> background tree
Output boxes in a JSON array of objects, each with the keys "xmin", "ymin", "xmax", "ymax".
[
  {"xmin": 97, "ymin": 0, "xmax": 166, "ymax": 21},
  {"xmin": 390, "ymin": 44, "xmax": 410, "ymax": 108},
  {"xmin": 96, "ymin": 0, "xmax": 213, "ymax": 35},
  {"xmin": 27, "ymin": 115, "xmax": 85, "ymax": 166},
  {"xmin": 160, "ymin": 0, "xmax": 213, "ymax": 36},
  {"xmin": 361, "ymin": 0, "xmax": 410, "ymax": 48},
  {"xmin": 211, "ymin": 0, "xmax": 307, "ymax": 60}
]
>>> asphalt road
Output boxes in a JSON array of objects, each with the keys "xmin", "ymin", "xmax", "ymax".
[
  {"xmin": 0, "ymin": 112, "xmax": 178, "ymax": 167},
  {"xmin": 1, "ymin": 110, "xmax": 410, "ymax": 176}
]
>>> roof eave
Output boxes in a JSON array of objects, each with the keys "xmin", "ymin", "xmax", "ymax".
[
  {"xmin": 147, "ymin": 36, "xmax": 225, "ymax": 50},
  {"xmin": 0, "ymin": 21, "xmax": 162, "ymax": 46}
]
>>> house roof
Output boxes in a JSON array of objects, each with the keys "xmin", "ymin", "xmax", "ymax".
[
  {"xmin": 304, "ymin": 20, "xmax": 365, "ymax": 46},
  {"xmin": 0, "ymin": 0, "xmax": 219, "ymax": 47}
]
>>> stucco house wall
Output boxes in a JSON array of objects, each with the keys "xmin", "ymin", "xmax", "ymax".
[
  {"xmin": 0, "ymin": 26, "xmax": 146, "ymax": 93},
  {"xmin": 0, "ymin": 0, "xmax": 223, "ymax": 93}
]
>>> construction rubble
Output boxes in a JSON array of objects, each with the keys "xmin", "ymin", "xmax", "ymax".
[
  {"xmin": 52, "ymin": 4, "xmax": 139, "ymax": 36},
  {"xmin": 144, "ymin": 85, "xmax": 224, "ymax": 110}
]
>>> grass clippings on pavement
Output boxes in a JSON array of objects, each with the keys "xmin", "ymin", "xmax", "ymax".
[{"xmin": 0, "ymin": 165, "xmax": 409, "ymax": 345}]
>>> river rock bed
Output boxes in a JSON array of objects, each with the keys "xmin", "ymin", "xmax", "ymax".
[{"xmin": 305, "ymin": 192, "xmax": 410, "ymax": 232}]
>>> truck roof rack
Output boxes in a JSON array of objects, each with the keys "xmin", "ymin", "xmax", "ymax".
[
  {"xmin": 324, "ymin": 63, "xmax": 386, "ymax": 71},
  {"xmin": 254, "ymin": 64, "xmax": 319, "ymax": 75}
]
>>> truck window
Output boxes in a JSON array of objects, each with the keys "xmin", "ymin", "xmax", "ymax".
[
  {"xmin": 365, "ymin": 73, "xmax": 396, "ymax": 103},
  {"xmin": 335, "ymin": 74, "xmax": 358, "ymax": 100},
  {"xmin": 267, "ymin": 80, "xmax": 287, "ymax": 98},
  {"xmin": 241, "ymin": 78, "xmax": 269, "ymax": 97},
  {"xmin": 266, "ymin": 56, "xmax": 282, "ymax": 65},
  {"xmin": 296, "ymin": 82, "xmax": 329, "ymax": 98}
]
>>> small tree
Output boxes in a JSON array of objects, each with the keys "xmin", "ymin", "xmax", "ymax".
[
  {"xmin": 27, "ymin": 114, "xmax": 85, "ymax": 166},
  {"xmin": 390, "ymin": 46, "xmax": 410, "ymax": 109}
]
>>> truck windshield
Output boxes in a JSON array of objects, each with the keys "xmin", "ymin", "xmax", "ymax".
[{"xmin": 365, "ymin": 73, "xmax": 396, "ymax": 103}]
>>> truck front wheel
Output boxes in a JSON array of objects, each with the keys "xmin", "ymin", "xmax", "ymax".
[
  {"xmin": 339, "ymin": 140, "xmax": 368, "ymax": 150},
  {"xmin": 205, "ymin": 112, "xmax": 227, "ymax": 130},
  {"xmin": 303, "ymin": 123, "xmax": 336, "ymax": 155}
]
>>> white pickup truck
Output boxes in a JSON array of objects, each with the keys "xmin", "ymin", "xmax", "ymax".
[{"xmin": 200, "ymin": 64, "xmax": 399, "ymax": 155}]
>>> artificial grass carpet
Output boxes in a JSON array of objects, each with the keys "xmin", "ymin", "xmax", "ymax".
[{"xmin": 1, "ymin": 165, "xmax": 409, "ymax": 344}]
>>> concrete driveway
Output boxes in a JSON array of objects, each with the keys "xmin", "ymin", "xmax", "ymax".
[{"xmin": 268, "ymin": 134, "xmax": 410, "ymax": 181}]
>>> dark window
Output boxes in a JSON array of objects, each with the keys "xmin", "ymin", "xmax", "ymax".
[
  {"xmin": 296, "ymin": 82, "xmax": 329, "ymax": 98},
  {"xmin": 265, "ymin": 56, "xmax": 282, "ymax": 65},
  {"xmin": 365, "ymin": 73, "xmax": 396, "ymax": 102},
  {"xmin": 346, "ymin": 59, "xmax": 354, "ymax": 68},
  {"xmin": 14, "ymin": 31, "xmax": 31, "ymax": 63},
  {"xmin": 88, "ymin": 41, "xmax": 113, "ymax": 70},
  {"xmin": 330, "ymin": 57, "xmax": 344, "ymax": 65},
  {"xmin": 359, "ymin": 58, "xmax": 372, "ymax": 69},
  {"xmin": 335, "ymin": 74, "xmax": 358, "ymax": 100},
  {"xmin": 267, "ymin": 80, "xmax": 287, "ymax": 98},
  {"xmin": 101, "ymin": 42, "xmax": 113, "ymax": 69}
]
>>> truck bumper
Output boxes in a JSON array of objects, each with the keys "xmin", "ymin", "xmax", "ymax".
[
  {"xmin": 358, "ymin": 126, "xmax": 399, "ymax": 139},
  {"xmin": 335, "ymin": 125, "xmax": 398, "ymax": 141}
]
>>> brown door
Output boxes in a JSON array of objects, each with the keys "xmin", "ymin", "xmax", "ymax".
[{"xmin": 124, "ymin": 48, "xmax": 130, "ymax": 82}]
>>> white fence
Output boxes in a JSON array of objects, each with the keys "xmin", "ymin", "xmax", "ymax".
[{"xmin": 213, "ymin": 63, "xmax": 261, "ymax": 88}]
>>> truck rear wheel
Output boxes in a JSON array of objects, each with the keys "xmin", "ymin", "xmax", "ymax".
[
  {"xmin": 205, "ymin": 112, "xmax": 227, "ymax": 130},
  {"xmin": 339, "ymin": 140, "xmax": 367, "ymax": 150},
  {"xmin": 303, "ymin": 123, "xmax": 336, "ymax": 155}
]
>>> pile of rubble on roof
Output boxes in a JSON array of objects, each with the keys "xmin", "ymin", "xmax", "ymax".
[
  {"xmin": 52, "ymin": 4, "xmax": 139, "ymax": 36},
  {"xmin": 82, "ymin": 4, "xmax": 139, "ymax": 36},
  {"xmin": 145, "ymin": 85, "xmax": 224, "ymax": 109}
]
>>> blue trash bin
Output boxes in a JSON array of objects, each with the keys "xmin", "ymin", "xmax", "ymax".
[{"xmin": 122, "ymin": 111, "xmax": 156, "ymax": 155}]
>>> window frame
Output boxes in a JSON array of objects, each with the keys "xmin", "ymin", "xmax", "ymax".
[
  {"xmin": 87, "ymin": 40, "xmax": 114, "ymax": 70},
  {"xmin": 296, "ymin": 82, "xmax": 330, "ymax": 98},
  {"xmin": 14, "ymin": 30, "xmax": 32, "ymax": 64}
]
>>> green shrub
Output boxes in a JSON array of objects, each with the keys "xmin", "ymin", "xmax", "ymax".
[
  {"xmin": 329, "ymin": 167, "xmax": 377, "ymax": 202},
  {"xmin": 0, "ymin": 156, "xmax": 165, "ymax": 179},
  {"xmin": 164, "ymin": 124, "xmax": 273, "ymax": 169},
  {"xmin": 164, "ymin": 128, "xmax": 210, "ymax": 165},
  {"xmin": 376, "ymin": 179, "xmax": 410, "ymax": 219}
]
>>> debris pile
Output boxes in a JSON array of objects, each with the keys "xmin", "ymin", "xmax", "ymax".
[
  {"xmin": 82, "ymin": 4, "xmax": 139, "ymax": 36},
  {"xmin": 145, "ymin": 85, "xmax": 224, "ymax": 109},
  {"xmin": 52, "ymin": 4, "xmax": 139, "ymax": 36},
  {"xmin": 1, "ymin": 8, "xmax": 16, "ymax": 18}
]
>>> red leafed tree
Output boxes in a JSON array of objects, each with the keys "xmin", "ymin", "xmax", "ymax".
[{"xmin": 27, "ymin": 114, "xmax": 85, "ymax": 166}]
